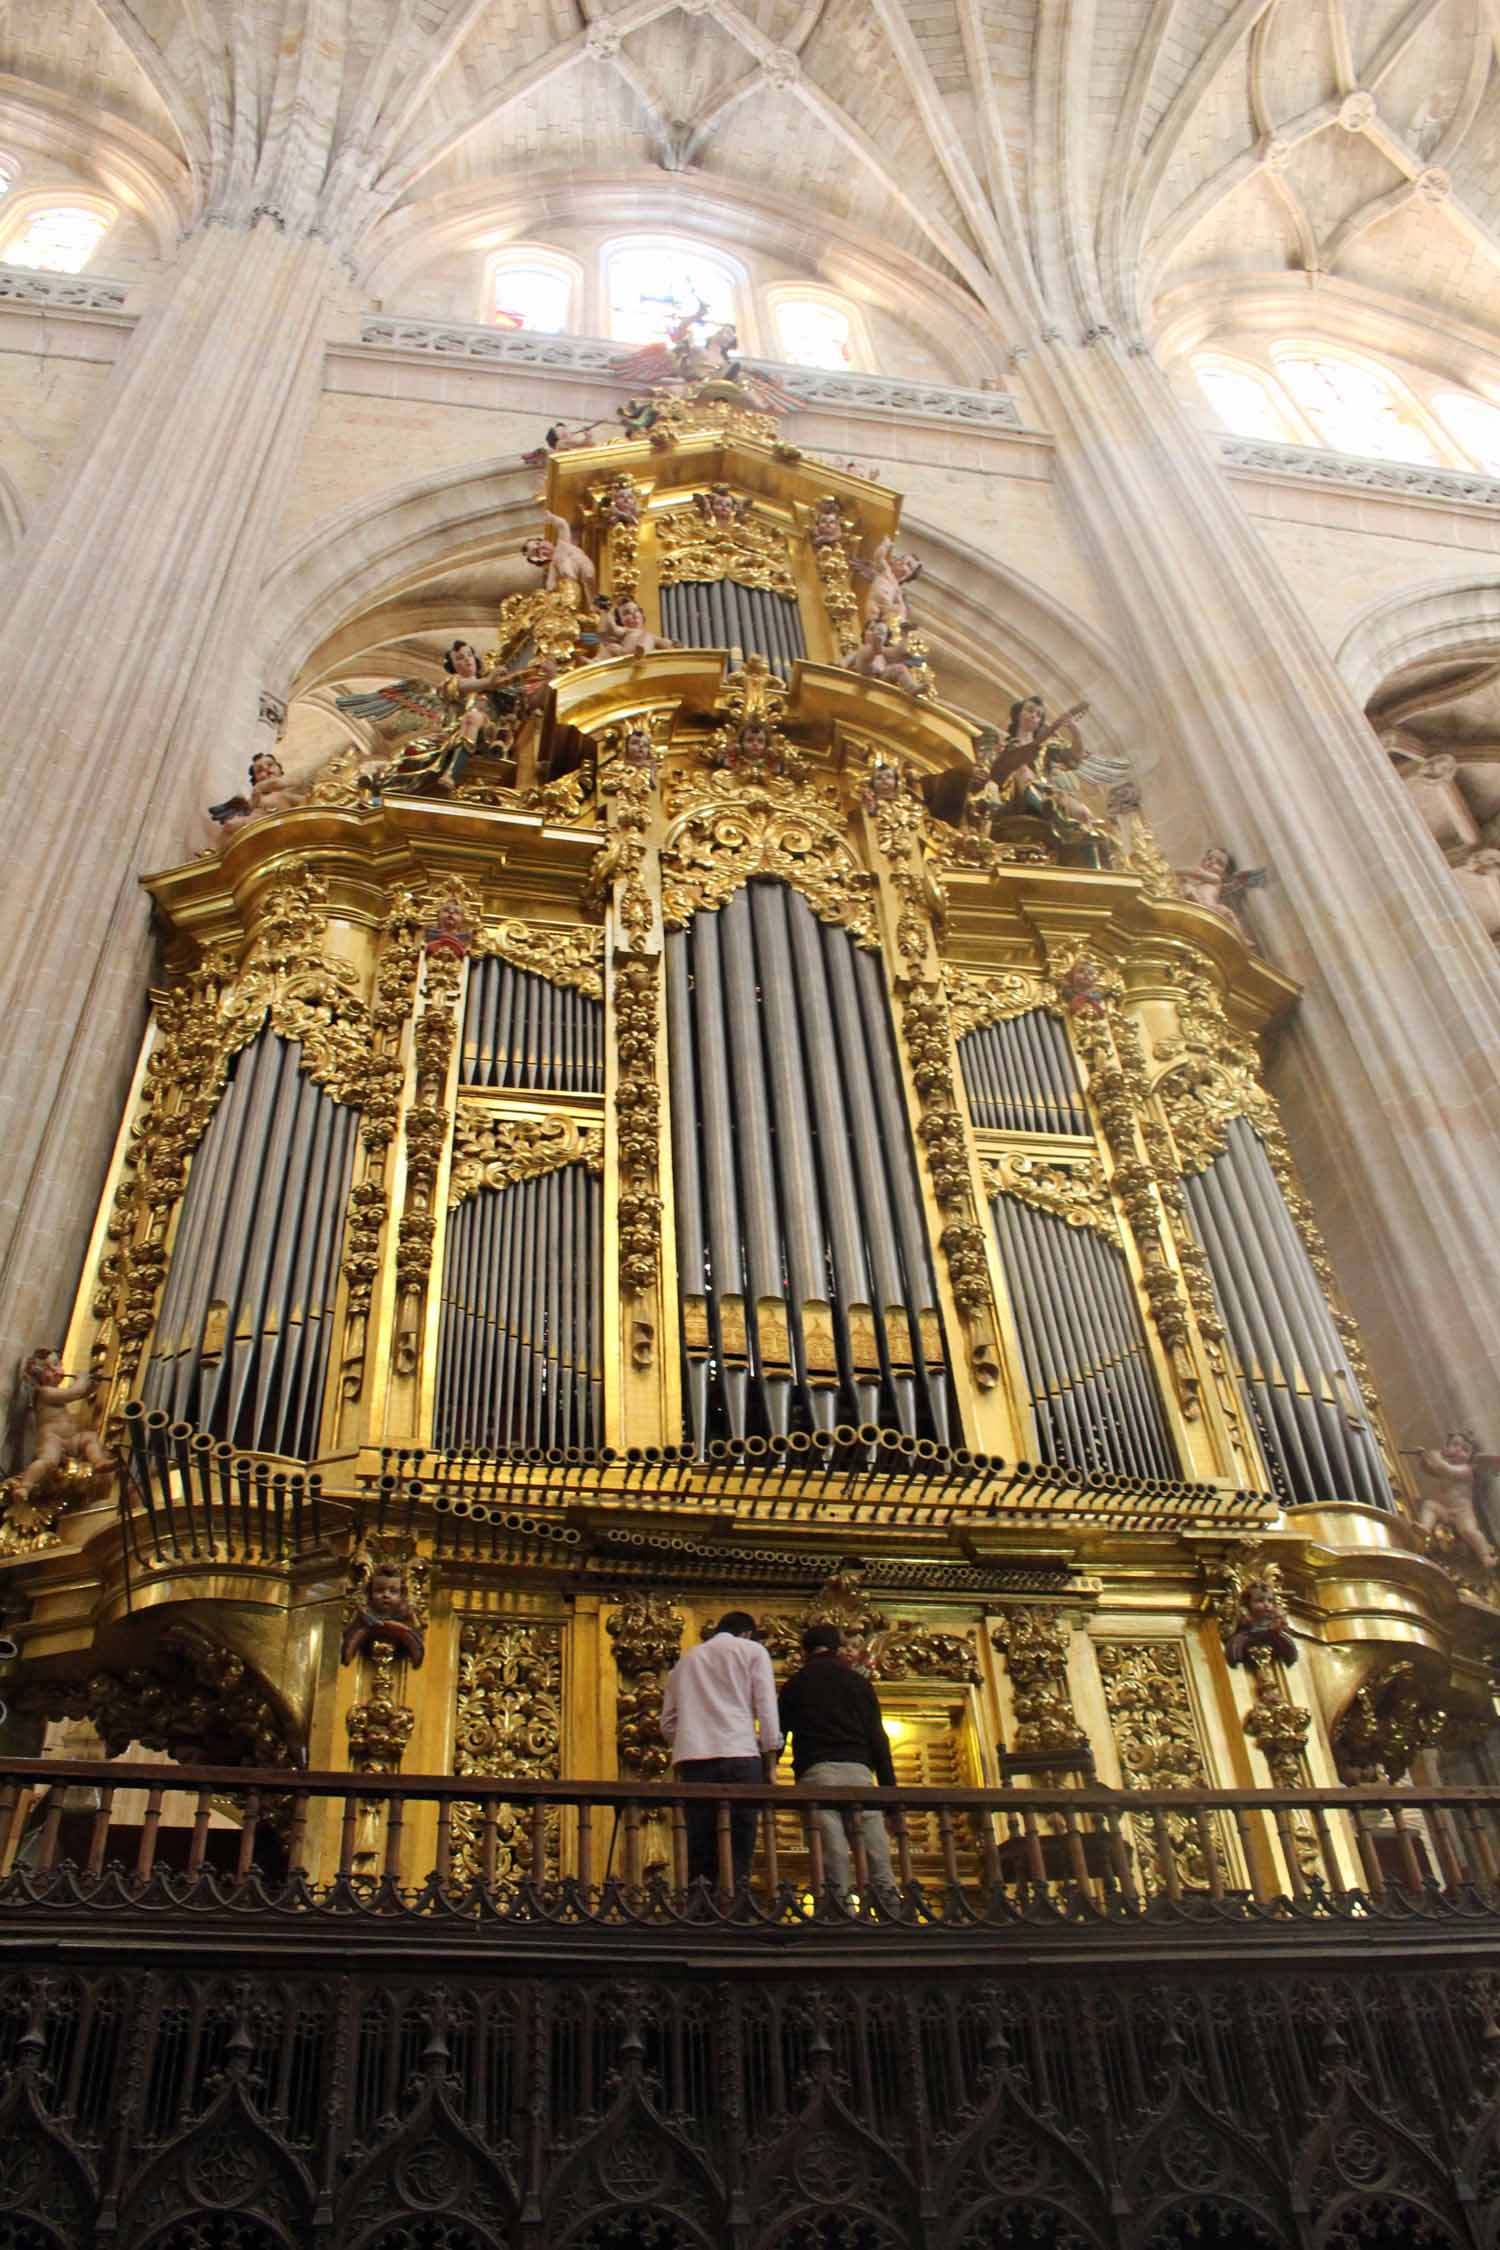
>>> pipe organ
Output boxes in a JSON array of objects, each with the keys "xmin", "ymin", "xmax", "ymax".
[{"xmin": 9, "ymin": 368, "xmax": 1495, "ymax": 1830}]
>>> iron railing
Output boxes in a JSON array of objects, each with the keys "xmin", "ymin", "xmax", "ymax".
[{"xmin": 4, "ymin": 1758, "xmax": 1500, "ymax": 1930}]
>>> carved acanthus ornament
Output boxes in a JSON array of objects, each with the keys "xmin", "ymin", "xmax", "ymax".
[
  {"xmin": 451, "ymin": 1619, "xmax": 564, "ymax": 1885},
  {"xmin": 92, "ymin": 869, "xmax": 381, "ymax": 1395},
  {"xmin": 809, "ymin": 495, "xmax": 861, "ymax": 660},
  {"xmin": 982, "ymin": 1151, "xmax": 1118, "ymax": 1240},
  {"xmin": 642, "ymin": 389, "xmax": 781, "ymax": 449},
  {"xmin": 1332, "ymin": 1661, "xmax": 1448, "ymax": 1786},
  {"xmin": 661, "ymin": 789, "xmax": 878, "ymax": 945},
  {"xmin": 391, "ymin": 893, "xmax": 480, "ymax": 1380},
  {"xmin": 755, "ymin": 1565, "xmax": 980, "ymax": 1683},
  {"xmin": 449, "ymin": 1111, "xmax": 603, "ymax": 1206},
  {"xmin": 857, "ymin": 748, "xmax": 941, "ymax": 970},
  {"xmin": 588, "ymin": 472, "xmax": 643, "ymax": 598},
  {"xmin": 474, "ymin": 919, "xmax": 604, "ymax": 1001},
  {"xmin": 991, "ymin": 1607, "xmax": 1087, "ymax": 1758},
  {"xmin": 943, "ymin": 965, "xmax": 1054, "ymax": 1040},
  {"xmin": 1208, "ymin": 1550, "xmax": 1315, "ymax": 1877},
  {"xmin": 1055, "ymin": 951, "xmax": 1201, "ymax": 1417},
  {"xmin": 613, "ymin": 952, "xmax": 662, "ymax": 1302},
  {"xmin": 1095, "ymin": 1640, "xmax": 1216, "ymax": 1890},
  {"xmin": 656, "ymin": 499, "xmax": 796, "ymax": 596},
  {"xmin": 587, "ymin": 724, "xmax": 659, "ymax": 950},
  {"xmin": 607, "ymin": 1592, "xmax": 684, "ymax": 1779},
  {"xmin": 898, "ymin": 977, "xmax": 999, "ymax": 1389},
  {"xmin": 17, "ymin": 1621, "xmax": 298, "ymax": 1768}
]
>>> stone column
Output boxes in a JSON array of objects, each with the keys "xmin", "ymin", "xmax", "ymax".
[
  {"xmin": 1027, "ymin": 333, "xmax": 1500, "ymax": 1439},
  {"xmin": 0, "ymin": 218, "xmax": 336, "ymax": 1365}
]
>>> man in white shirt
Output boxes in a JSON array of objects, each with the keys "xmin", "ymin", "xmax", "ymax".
[{"xmin": 660, "ymin": 1611, "xmax": 782, "ymax": 1894}]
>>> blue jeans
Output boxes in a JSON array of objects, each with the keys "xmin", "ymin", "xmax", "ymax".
[{"xmin": 676, "ymin": 1755, "xmax": 763, "ymax": 1889}]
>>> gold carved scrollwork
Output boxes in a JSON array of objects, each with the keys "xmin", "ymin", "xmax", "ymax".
[
  {"xmin": 1055, "ymin": 951, "xmax": 1202, "ymax": 1416},
  {"xmin": 897, "ymin": 977, "xmax": 995, "ymax": 1386},
  {"xmin": 944, "ymin": 965, "xmax": 1054, "ymax": 1040},
  {"xmin": 982, "ymin": 1152, "xmax": 1118, "ymax": 1241},
  {"xmin": 587, "ymin": 726, "xmax": 659, "ymax": 950},
  {"xmin": 809, "ymin": 496, "xmax": 862, "ymax": 661},
  {"xmin": 475, "ymin": 920, "xmax": 604, "ymax": 1002},
  {"xmin": 756, "ymin": 1566, "xmax": 980, "ymax": 1684},
  {"xmin": 662, "ymin": 793, "xmax": 878, "ymax": 945},
  {"xmin": 1331, "ymin": 1661, "xmax": 1449, "ymax": 1786},
  {"xmin": 655, "ymin": 500, "xmax": 796, "ymax": 596},
  {"xmin": 614, "ymin": 953, "xmax": 662, "ymax": 1301},
  {"xmin": 452, "ymin": 1618, "xmax": 564, "ymax": 1884},
  {"xmin": 855, "ymin": 746, "xmax": 942, "ymax": 970},
  {"xmin": 607, "ymin": 1592, "xmax": 684, "ymax": 1780},
  {"xmin": 991, "ymin": 1607, "xmax": 1088, "ymax": 1759},
  {"xmin": 1095, "ymin": 1639, "xmax": 1217, "ymax": 1891},
  {"xmin": 450, "ymin": 1111, "xmax": 603, "ymax": 1206}
]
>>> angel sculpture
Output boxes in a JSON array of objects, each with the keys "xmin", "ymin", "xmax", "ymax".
[
  {"xmin": 340, "ymin": 1555, "xmax": 426, "ymax": 1669},
  {"xmin": 7, "ymin": 1349, "xmax": 110, "ymax": 1500},
  {"xmin": 694, "ymin": 483, "xmax": 751, "ymax": 528},
  {"xmin": 1175, "ymin": 846, "xmax": 1267, "ymax": 947},
  {"xmin": 612, "ymin": 302, "xmax": 802, "ymax": 413},
  {"xmin": 595, "ymin": 596, "xmax": 677, "ymax": 658},
  {"xmin": 425, "ymin": 899, "xmax": 475, "ymax": 961},
  {"xmin": 1223, "ymin": 1574, "xmax": 1299, "ymax": 1669},
  {"xmin": 809, "ymin": 494, "xmax": 853, "ymax": 551},
  {"xmin": 973, "ymin": 697, "xmax": 1125, "ymax": 867},
  {"xmin": 849, "ymin": 618, "xmax": 924, "ymax": 694},
  {"xmin": 338, "ymin": 640, "xmax": 517, "ymax": 798},
  {"xmin": 520, "ymin": 417, "xmax": 606, "ymax": 469},
  {"xmin": 1411, "ymin": 1432, "xmax": 1498, "ymax": 1573},
  {"xmin": 208, "ymin": 751, "xmax": 306, "ymax": 842},
  {"xmin": 523, "ymin": 510, "xmax": 597, "ymax": 603},
  {"xmin": 852, "ymin": 535, "xmax": 922, "ymax": 625}
]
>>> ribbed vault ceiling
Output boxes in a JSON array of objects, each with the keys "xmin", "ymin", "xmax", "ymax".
[{"xmin": 9, "ymin": 0, "xmax": 1500, "ymax": 339}]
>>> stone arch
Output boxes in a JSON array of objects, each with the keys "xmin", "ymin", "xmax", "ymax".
[{"xmin": 1336, "ymin": 575, "xmax": 1500, "ymax": 710}]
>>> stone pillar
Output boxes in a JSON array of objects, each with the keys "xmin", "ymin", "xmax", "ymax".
[
  {"xmin": 1027, "ymin": 333, "xmax": 1500, "ymax": 1439},
  {"xmin": 0, "ymin": 218, "xmax": 336, "ymax": 1365}
]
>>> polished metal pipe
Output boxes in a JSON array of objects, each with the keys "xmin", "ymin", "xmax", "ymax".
[
  {"xmin": 991, "ymin": 1192, "xmax": 1074, "ymax": 1465},
  {"xmin": 720, "ymin": 889, "xmax": 792, "ymax": 1436},
  {"xmin": 147, "ymin": 1061, "xmax": 237, "ymax": 1406},
  {"xmin": 690, "ymin": 912, "xmax": 749, "ymax": 1438},
  {"xmin": 169, "ymin": 1031, "xmax": 267, "ymax": 1420},
  {"xmin": 249, "ymin": 1064, "xmax": 322, "ymax": 1449},
  {"xmin": 298, "ymin": 1096, "xmax": 357, "ymax": 1460},
  {"xmin": 1189, "ymin": 1166, "xmax": 1314, "ymax": 1502},
  {"xmin": 1208, "ymin": 1143, "xmax": 1338, "ymax": 1499},
  {"xmin": 273, "ymin": 1087, "xmax": 336, "ymax": 1455},
  {"xmin": 752, "ymin": 885, "xmax": 835, "ymax": 1415},
  {"xmin": 224, "ymin": 1038, "xmax": 304, "ymax": 1441},
  {"xmin": 1079, "ymin": 1225, "xmax": 1162, "ymax": 1475}
]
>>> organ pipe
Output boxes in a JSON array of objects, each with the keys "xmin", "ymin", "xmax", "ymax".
[
  {"xmin": 1184, "ymin": 1118, "xmax": 1391, "ymax": 1511},
  {"xmin": 666, "ymin": 879, "xmax": 952, "ymax": 1446},
  {"xmin": 661, "ymin": 581, "xmax": 805, "ymax": 671},
  {"xmin": 987, "ymin": 1191, "xmax": 1177, "ymax": 1478},
  {"xmin": 434, "ymin": 1165, "xmax": 602, "ymax": 1453},
  {"xmin": 462, "ymin": 959, "xmax": 603, "ymax": 1093},
  {"xmin": 141, "ymin": 1028, "xmax": 358, "ymax": 1458},
  {"xmin": 958, "ymin": 1011, "xmax": 1089, "ymax": 1134}
]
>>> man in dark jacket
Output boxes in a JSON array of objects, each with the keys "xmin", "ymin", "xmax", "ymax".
[{"xmin": 777, "ymin": 1623, "xmax": 902, "ymax": 1913}]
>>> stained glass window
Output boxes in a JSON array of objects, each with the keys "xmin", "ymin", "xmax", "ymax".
[
  {"xmin": 1, "ymin": 204, "xmax": 112, "ymax": 273},
  {"xmin": 1432, "ymin": 391, "xmax": 1500, "ymax": 476},
  {"xmin": 1273, "ymin": 353, "xmax": 1440, "ymax": 464},
  {"xmin": 605, "ymin": 242, "xmax": 738, "ymax": 346},
  {"xmin": 775, "ymin": 296, "xmax": 854, "ymax": 369},
  {"xmin": 490, "ymin": 260, "xmax": 572, "ymax": 334},
  {"xmin": 1193, "ymin": 362, "xmax": 1298, "ymax": 442}
]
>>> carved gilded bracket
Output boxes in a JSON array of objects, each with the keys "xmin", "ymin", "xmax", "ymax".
[
  {"xmin": 981, "ymin": 1150, "xmax": 1118, "ymax": 1240},
  {"xmin": 449, "ymin": 1110, "xmax": 603, "ymax": 1206},
  {"xmin": 474, "ymin": 918, "xmax": 604, "ymax": 1002}
]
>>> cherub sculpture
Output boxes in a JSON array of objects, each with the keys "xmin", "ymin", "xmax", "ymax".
[
  {"xmin": 853, "ymin": 535, "xmax": 922, "ymax": 624},
  {"xmin": 849, "ymin": 618, "xmax": 924, "ymax": 694},
  {"xmin": 595, "ymin": 596, "xmax": 677, "ymax": 658},
  {"xmin": 1412, "ymin": 1432, "xmax": 1499, "ymax": 1573},
  {"xmin": 694, "ymin": 483, "xmax": 751, "ymax": 528},
  {"xmin": 979, "ymin": 697, "xmax": 1127, "ymax": 867},
  {"xmin": 1175, "ymin": 846, "xmax": 1267, "ymax": 946},
  {"xmin": 523, "ymin": 511, "xmax": 597, "ymax": 603},
  {"xmin": 809, "ymin": 494, "xmax": 852, "ymax": 552},
  {"xmin": 345, "ymin": 641, "xmax": 519, "ymax": 799},
  {"xmin": 598, "ymin": 475, "xmax": 641, "ymax": 527},
  {"xmin": 424, "ymin": 899, "xmax": 475, "ymax": 960},
  {"xmin": 1223, "ymin": 1573, "xmax": 1299, "ymax": 1669},
  {"xmin": 7, "ymin": 1349, "xmax": 110, "ymax": 1500},
  {"xmin": 520, "ymin": 418, "xmax": 604, "ymax": 468},
  {"xmin": 209, "ymin": 751, "xmax": 305, "ymax": 842},
  {"xmin": 341, "ymin": 1555, "xmax": 426, "ymax": 1669}
]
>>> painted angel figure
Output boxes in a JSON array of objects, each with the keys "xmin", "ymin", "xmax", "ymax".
[
  {"xmin": 7, "ymin": 1348, "xmax": 110, "ymax": 1499},
  {"xmin": 980, "ymin": 697, "xmax": 1125, "ymax": 866},
  {"xmin": 520, "ymin": 417, "xmax": 605, "ymax": 468},
  {"xmin": 853, "ymin": 535, "xmax": 922, "ymax": 624},
  {"xmin": 523, "ymin": 510, "xmax": 597, "ymax": 602},
  {"xmin": 338, "ymin": 639, "xmax": 518, "ymax": 797},
  {"xmin": 1412, "ymin": 1432, "xmax": 1499, "ymax": 1573},
  {"xmin": 1175, "ymin": 845, "xmax": 1267, "ymax": 946},
  {"xmin": 694, "ymin": 483, "xmax": 751, "ymax": 528},
  {"xmin": 849, "ymin": 618, "xmax": 923, "ymax": 694}
]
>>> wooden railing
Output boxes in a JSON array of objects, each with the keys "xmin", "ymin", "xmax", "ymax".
[{"xmin": 5, "ymin": 1758, "xmax": 1500, "ymax": 1930}]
